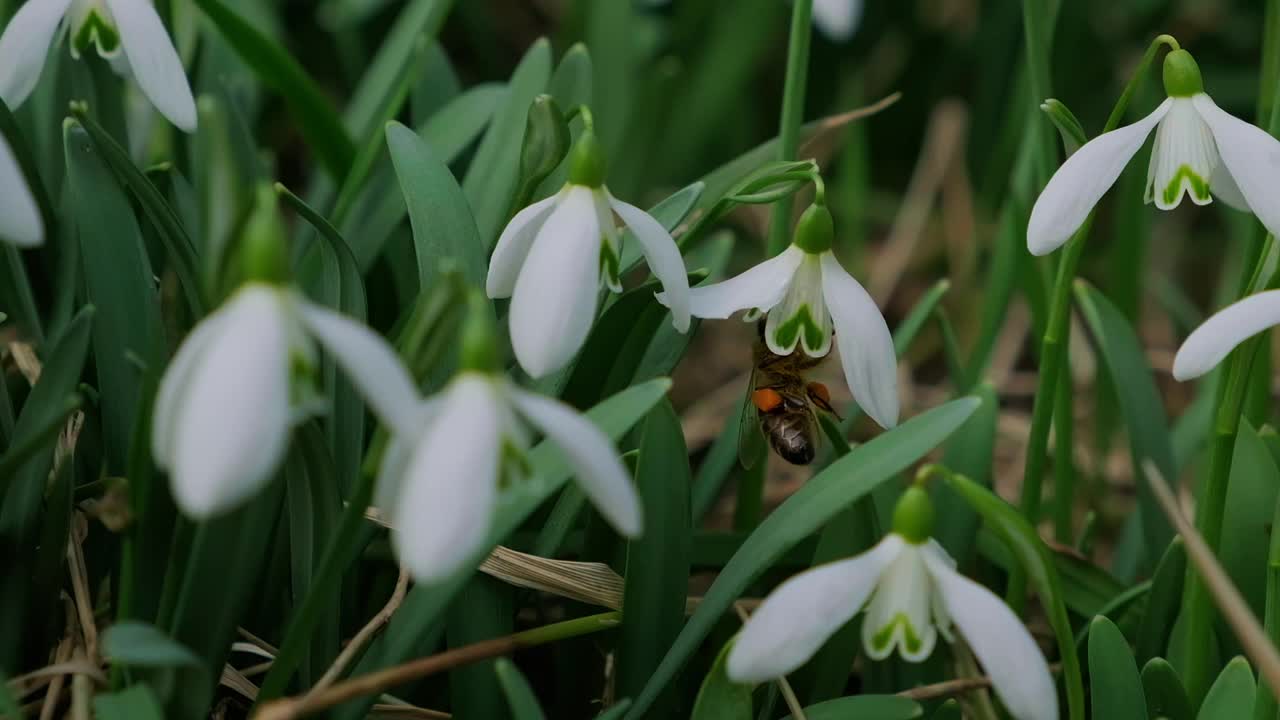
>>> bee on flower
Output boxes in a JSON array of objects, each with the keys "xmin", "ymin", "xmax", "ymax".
[{"xmin": 0, "ymin": 0, "xmax": 196, "ymax": 131}]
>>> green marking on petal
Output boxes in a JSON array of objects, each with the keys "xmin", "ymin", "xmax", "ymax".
[
  {"xmin": 772, "ymin": 304, "xmax": 824, "ymax": 352},
  {"xmin": 870, "ymin": 613, "xmax": 924, "ymax": 656},
  {"xmin": 1162, "ymin": 164, "xmax": 1211, "ymax": 206},
  {"xmin": 599, "ymin": 239, "xmax": 621, "ymax": 291},
  {"xmin": 73, "ymin": 10, "xmax": 121, "ymax": 58}
]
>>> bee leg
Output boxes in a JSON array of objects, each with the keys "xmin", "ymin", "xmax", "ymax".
[{"xmin": 807, "ymin": 382, "xmax": 842, "ymax": 419}]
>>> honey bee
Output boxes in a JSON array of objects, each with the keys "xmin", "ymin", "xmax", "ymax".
[{"xmin": 739, "ymin": 321, "xmax": 837, "ymax": 467}]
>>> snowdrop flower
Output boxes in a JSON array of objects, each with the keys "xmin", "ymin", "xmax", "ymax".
[
  {"xmin": 813, "ymin": 0, "xmax": 864, "ymax": 40},
  {"xmin": 487, "ymin": 123, "xmax": 690, "ymax": 378},
  {"xmin": 155, "ymin": 189, "xmax": 415, "ymax": 517},
  {"xmin": 1028, "ymin": 48, "xmax": 1280, "ymax": 256},
  {"xmin": 1172, "ymin": 289, "xmax": 1280, "ymax": 380},
  {"xmin": 729, "ymin": 487, "xmax": 1058, "ymax": 720},
  {"xmin": 0, "ymin": 0, "xmax": 196, "ymax": 132},
  {"xmin": 660, "ymin": 200, "xmax": 898, "ymax": 428},
  {"xmin": 375, "ymin": 296, "xmax": 641, "ymax": 583},
  {"xmin": 0, "ymin": 133, "xmax": 42, "ymax": 246}
]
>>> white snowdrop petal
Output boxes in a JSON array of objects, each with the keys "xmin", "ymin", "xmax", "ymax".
[
  {"xmin": 152, "ymin": 308, "xmax": 230, "ymax": 469},
  {"xmin": 727, "ymin": 535, "xmax": 905, "ymax": 683},
  {"xmin": 392, "ymin": 376, "xmax": 502, "ymax": 583},
  {"xmin": 1210, "ymin": 160, "xmax": 1250, "ymax": 211},
  {"xmin": 924, "ymin": 552, "xmax": 1059, "ymax": 720},
  {"xmin": 0, "ymin": 0, "xmax": 72, "ymax": 109},
  {"xmin": 1173, "ymin": 290, "xmax": 1280, "ymax": 380},
  {"xmin": 661, "ymin": 245, "xmax": 804, "ymax": 319},
  {"xmin": 764, "ymin": 252, "xmax": 830, "ymax": 357},
  {"xmin": 298, "ymin": 300, "xmax": 422, "ymax": 437},
  {"xmin": 487, "ymin": 192, "xmax": 560, "ymax": 298},
  {"xmin": 511, "ymin": 387, "xmax": 641, "ymax": 537},
  {"xmin": 104, "ymin": 0, "xmax": 196, "ymax": 132},
  {"xmin": 1194, "ymin": 93, "xmax": 1280, "ymax": 238},
  {"xmin": 169, "ymin": 287, "xmax": 293, "ymax": 518},
  {"xmin": 0, "ymin": 133, "xmax": 43, "ymax": 247},
  {"xmin": 1027, "ymin": 99, "xmax": 1170, "ymax": 256},
  {"xmin": 812, "ymin": 0, "xmax": 863, "ymax": 40},
  {"xmin": 509, "ymin": 185, "xmax": 602, "ymax": 378},
  {"xmin": 861, "ymin": 544, "xmax": 937, "ymax": 662},
  {"xmin": 820, "ymin": 253, "xmax": 899, "ymax": 428},
  {"xmin": 608, "ymin": 192, "xmax": 691, "ymax": 332}
]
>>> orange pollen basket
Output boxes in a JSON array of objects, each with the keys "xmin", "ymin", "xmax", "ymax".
[
  {"xmin": 751, "ymin": 388, "xmax": 784, "ymax": 413},
  {"xmin": 808, "ymin": 382, "xmax": 831, "ymax": 404}
]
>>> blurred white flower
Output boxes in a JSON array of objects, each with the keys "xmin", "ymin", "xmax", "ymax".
[
  {"xmin": 0, "ymin": 132, "xmax": 42, "ymax": 246},
  {"xmin": 375, "ymin": 372, "xmax": 641, "ymax": 583},
  {"xmin": 813, "ymin": 0, "xmax": 864, "ymax": 40},
  {"xmin": 154, "ymin": 284, "xmax": 417, "ymax": 517},
  {"xmin": 487, "ymin": 130, "xmax": 690, "ymax": 379},
  {"xmin": 1028, "ymin": 49, "xmax": 1280, "ymax": 256},
  {"xmin": 0, "ymin": 0, "xmax": 196, "ymax": 131},
  {"xmin": 728, "ymin": 533, "xmax": 1058, "ymax": 720},
  {"xmin": 659, "ymin": 203, "xmax": 898, "ymax": 429},
  {"xmin": 1173, "ymin": 289, "xmax": 1280, "ymax": 380}
]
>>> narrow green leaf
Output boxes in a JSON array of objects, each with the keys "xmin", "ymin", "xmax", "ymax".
[
  {"xmin": 943, "ymin": 473, "xmax": 1084, "ymax": 720},
  {"xmin": 780, "ymin": 696, "xmax": 923, "ymax": 720},
  {"xmin": 65, "ymin": 120, "xmax": 163, "ymax": 472},
  {"xmin": 933, "ymin": 382, "xmax": 998, "ymax": 562},
  {"xmin": 1138, "ymin": 539, "xmax": 1186, "ymax": 664},
  {"xmin": 617, "ymin": 399, "xmax": 692, "ymax": 714},
  {"xmin": 462, "ymin": 38, "xmax": 552, "ymax": 246},
  {"xmin": 690, "ymin": 639, "xmax": 752, "ymax": 720},
  {"xmin": 386, "ymin": 121, "xmax": 486, "ymax": 289},
  {"xmin": 93, "ymin": 685, "xmax": 165, "ymax": 720},
  {"xmin": 1221, "ymin": 422, "xmax": 1280, "ymax": 629},
  {"xmin": 928, "ymin": 700, "xmax": 962, "ymax": 720},
  {"xmin": 1089, "ymin": 616, "xmax": 1148, "ymax": 719},
  {"xmin": 1198, "ymin": 658, "xmax": 1257, "ymax": 720},
  {"xmin": 102, "ymin": 621, "xmax": 201, "ymax": 667},
  {"xmin": 284, "ymin": 425, "xmax": 342, "ymax": 685},
  {"xmin": 625, "ymin": 398, "xmax": 980, "ymax": 718},
  {"xmin": 192, "ymin": 0, "xmax": 355, "ymax": 178},
  {"xmin": 0, "ymin": 671, "xmax": 19, "ymax": 717},
  {"xmin": 446, "ymin": 576, "xmax": 513, "ymax": 720},
  {"xmin": 1142, "ymin": 657, "xmax": 1193, "ymax": 720},
  {"xmin": 496, "ymin": 658, "xmax": 548, "ymax": 720},
  {"xmin": 1075, "ymin": 281, "xmax": 1176, "ymax": 568}
]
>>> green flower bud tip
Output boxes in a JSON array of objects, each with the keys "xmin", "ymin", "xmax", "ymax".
[
  {"xmin": 568, "ymin": 128, "xmax": 607, "ymax": 188},
  {"xmin": 1163, "ymin": 49, "xmax": 1204, "ymax": 97},
  {"xmin": 892, "ymin": 486, "xmax": 935, "ymax": 544},
  {"xmin": 239, "ymin": 185, "xmax": 290, "ymax": 285},
  {"xmin": 792, "ymin": 202, "xmax": 834, "ymax": 254},
  {"xmin": 520, "ymin": 94, "xmax": 570, "ymax": 187},
  {"xmin": 459, "ymin": 291, "xmax": 500, "ymax": 373}
]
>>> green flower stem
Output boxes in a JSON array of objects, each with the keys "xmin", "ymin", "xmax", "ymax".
[
  {"xmin": 1020, "ymin": 0, "xmax": 1058, "ymax": 185},
  {"xmin": 1010, "ymin": 34, "xmax": 1176, "ymax": 609},
  {"xmin": 1254, "ymin": 496, "xmax": 1280, "ymax": 720},
  {"xmin": 1051, "ymin": 366, "xmax": 1075, "ymax": 543},
  {"xmin": 765, "ymin": 0, "xmax": 812, "ymax": 257}
]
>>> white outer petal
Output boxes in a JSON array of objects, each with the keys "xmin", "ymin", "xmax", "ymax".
[
  {"xmin": 608, "ymin": 192, "xmax": 691, "ymax": 332},
  {"xmin": 1172, "ymin": 290, "xmax": 1280, "ymax": 380},
  {"xmin": 373, "ymin": 398, "xmax": 438, "ymax": 513},
  {"xmin": 0, "ymin": 133, "xmax": 43, "ymax": 247},
  {"xmin": 168, "ymin": 287, "xmax": 293, "ymax": 518},
  {"xmin": 820, "ymin": 253, "xmax": 899, "ymax": 428},
  {"xmin": 1027, "ymin": 99, "xmax": 1170, "ymax": 256},
  {"xmin": 297, "ymin": 300, "xmax": 422, "ymax": 437},
  {"xmin": 1210, "ymin": 160, "xmax": 1250, "ymax": 211},
  {"xmin": 660, "ymin": 245, "xmax": 804, "ymax": 319},
  {"xmin": 104, "ymin": 0, "xmax": 196, "ymax": 132},
  {"xmin": 923, "ymin": 552, "xmax": 1059, "ymax": 720},
  {"xmin": 509, "ymin": 185, "xmax": 601, "ymax": 378},
  {"xmin": 510, "ymin": 386, "xmax": 641, "ymax": 536},
  {"xmin": 812, "ymin": 0, "xmax": 863, "ymax": 40},
  {"xmin": 392, "ymin": 376, "xmax": 502, "ymax": 583},
  {"xmin": 726, "ymin": 534, "xmax": 905, "ymax": 683},
  {"xmin": 0, "ymin": 0, "xmax": 71, "ymax": 109},
  {"xmin": 487, "ymin": 191, "xmax": 560, "ymax": 298},
  {"xmin": 152, "ymin": 308, "xmax": 229, "ymax": 469},
  {"xmin": 1194, "ymin": 93, "xmax": 1280, "ymax": 238}
]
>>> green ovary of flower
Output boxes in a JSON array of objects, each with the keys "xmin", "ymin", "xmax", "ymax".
[
  {"xmin": 771, "ymin": 304, "xmax": 825, "ymax": 353},
  {"xmin": 1163, "ymin": 165, "xmax": 1211, "ymax": 206},
  {"xmin": 73, "ymin": 11, "xmax": 119, "ymax": 57},
  {"xmin": 871, "ymin": 613, "xmax": 924, "ymax": 656}
]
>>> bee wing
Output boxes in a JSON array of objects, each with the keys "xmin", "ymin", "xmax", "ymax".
[{"xmin": 738, "ymin": 369, "xmax": 768, "ymax": 470}]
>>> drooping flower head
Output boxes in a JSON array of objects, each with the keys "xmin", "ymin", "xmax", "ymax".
[
  {"xmin": 728, "ymin": 487, "xmax": 1058, "ymax": 720},
  {"xmin": 660, "ymin": 200, "xmax": 899, "ymax": 429},
  {"xmin": 1028, "ymin": 46, "xmax": 1280, "ymax": 256},
  {"xmin": 374, "ymin": 293, "xmax": 642, "ymax": 583},
  {"xmin": 0, "ymin": 131, "xmax": 42, "ymax": 246},
  {"xmin": 154, "ymin": 188, "xmax": 415, "ymax": 517},
  {"xmin": 0, "ymin": 0, "xmax": 196, "ymax": 132},
  {"xmin": 487, "ymin": 116, "xmax": 691, "ymax": 379}
]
